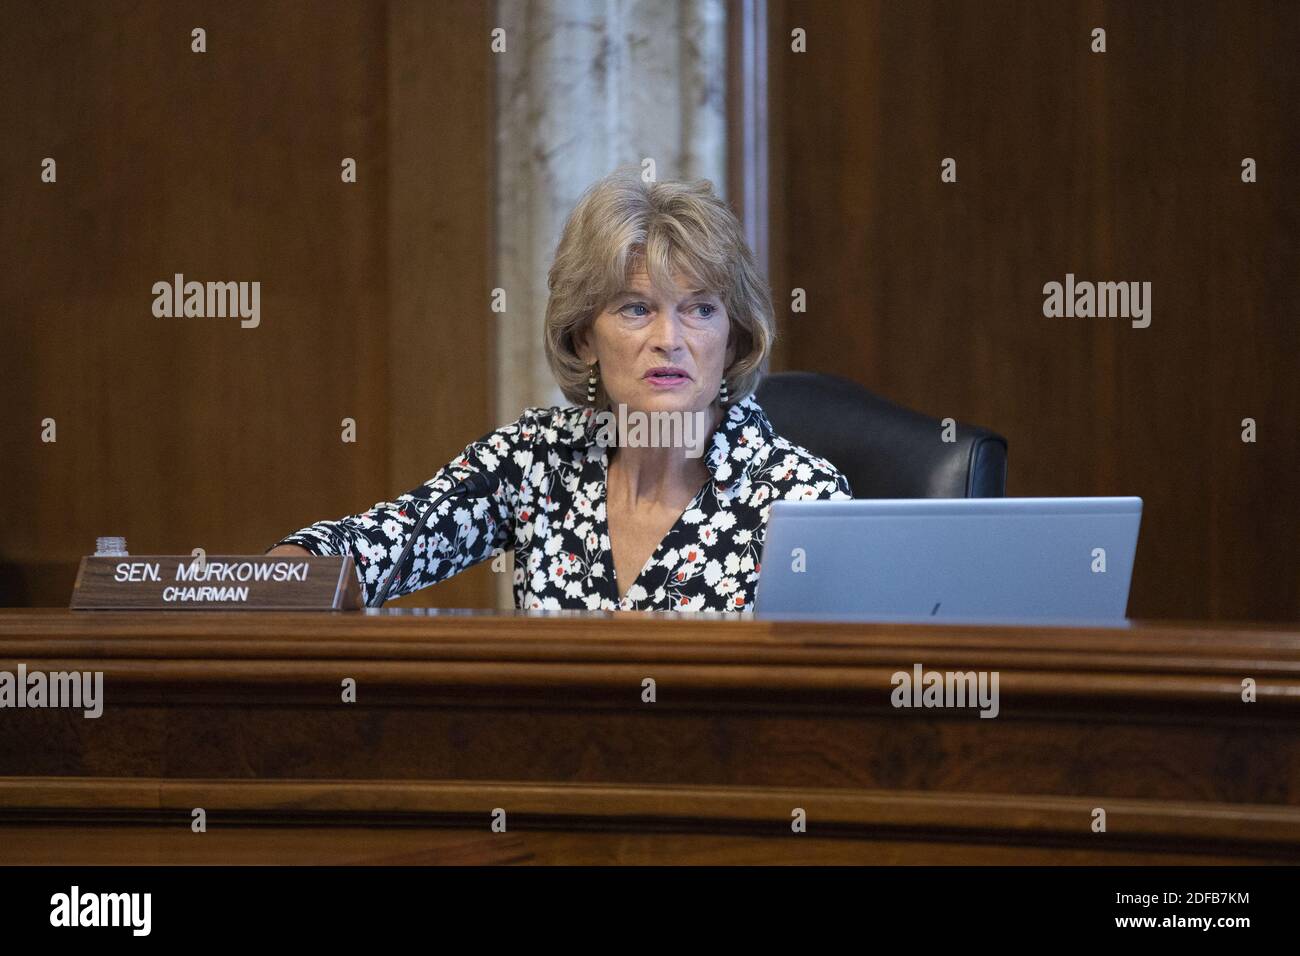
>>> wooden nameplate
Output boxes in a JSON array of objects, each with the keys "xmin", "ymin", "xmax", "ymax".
[{"xmin": 69, "ymin": 555, "xmax": 363, "ymax": 610}]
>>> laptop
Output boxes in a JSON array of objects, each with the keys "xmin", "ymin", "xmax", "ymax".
[{"xmin": 755, "ymin": 497, "xmax": 1142, "ymax": 625}]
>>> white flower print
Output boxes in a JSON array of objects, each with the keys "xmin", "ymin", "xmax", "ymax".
[
  {"xmin": 703, "ymin": 559, "xmax": 724, "ymax": 587},
  {"xmin": 710, "ymin": 511, "xmax": 737, "ymax": 531}
]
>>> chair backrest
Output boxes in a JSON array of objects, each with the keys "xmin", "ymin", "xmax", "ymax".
[{"xmin": 753, "ymin": 371, "xmax": 1008, "ymax": 498}]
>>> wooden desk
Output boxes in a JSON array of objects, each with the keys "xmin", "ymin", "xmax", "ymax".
[{"xmin": 1, "ymin": 609, "xmax": 1298, "ymax": 864}]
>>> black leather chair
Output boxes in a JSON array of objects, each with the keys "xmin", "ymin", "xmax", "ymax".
[{"xmin": 754, "ymin": 371, "xmax": 1007, "ymax": 498}]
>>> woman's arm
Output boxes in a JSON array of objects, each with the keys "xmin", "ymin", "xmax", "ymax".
[
  {"xmin": 266, "ymin": 544, "xmax": 312, "ymax": 558},
  {"xmin": 269, "ymin": 412, "xmax": 539, "ymax": 605}
]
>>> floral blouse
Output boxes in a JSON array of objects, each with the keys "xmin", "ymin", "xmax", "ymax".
[{"xmin": 275, "ymin": 394, "xmax": 852, "ymax": 612}]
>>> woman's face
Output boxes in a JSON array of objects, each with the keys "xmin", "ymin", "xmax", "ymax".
[{"xmin": 579, "ymin": 268, "xmax": 731, "ymax": 416}]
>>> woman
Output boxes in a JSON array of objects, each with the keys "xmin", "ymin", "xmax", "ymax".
[{"xmin": 269, "ymin": 170, "xmax": 851, "ymax": 611}]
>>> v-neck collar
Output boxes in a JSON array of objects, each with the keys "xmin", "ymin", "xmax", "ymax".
[
  {"xmin": 565, "ymin": 396, "xmax": 778, "ymax": 607},
  {"xmin": 591, "ymin": 452, "xmax": 711, "ymax": 605}
]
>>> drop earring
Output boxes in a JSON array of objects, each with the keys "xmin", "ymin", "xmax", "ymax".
[
  {"xmin": 718, "ymin": 378, "xmax": 730, "ymax": 405},
  {"xmin": 586, "ymin": 363, "xmax": 599, "ymax": 405}
]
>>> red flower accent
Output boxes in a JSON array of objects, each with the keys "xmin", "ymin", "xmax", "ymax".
[
  {"xmin": 735, "ymin": 595, "xmax": 745, "ymax": 606},
  {"xmin": 680, "ymin": 596, "xmax": 689, "ymax": 606},
  {"xmin": 676, "ymin": 571, "xmax": 685, "ymax": 582},
  {"xmin": 521, "ymin": 511, "xmax": 530, "ymax": 520},
  {"xmin": 687, "ymin": 551, "xmax": 697, "ymax": 562}
]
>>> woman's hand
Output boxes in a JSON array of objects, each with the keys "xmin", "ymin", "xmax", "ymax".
[{"xmin": 266, "ymin": 544, "xmax": 312, "ymax": 558}]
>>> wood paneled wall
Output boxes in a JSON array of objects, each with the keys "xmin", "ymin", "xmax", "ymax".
[
  {"xmin": 0, "ymin": 1, "xmax": 496, "ymax": 608},
  {"xmin": 770, "ymin": 0, "xmax": 1300, "ymax": 621}
]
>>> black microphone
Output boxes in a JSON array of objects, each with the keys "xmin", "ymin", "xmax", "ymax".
[{"xmin": 370, "ymin": 471, "xmax": 501, "ymax": 608}]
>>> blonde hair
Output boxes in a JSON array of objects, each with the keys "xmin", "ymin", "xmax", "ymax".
[{"xmin": 544, "ymin": 166, "xmax": 774, "ymax": 406}]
